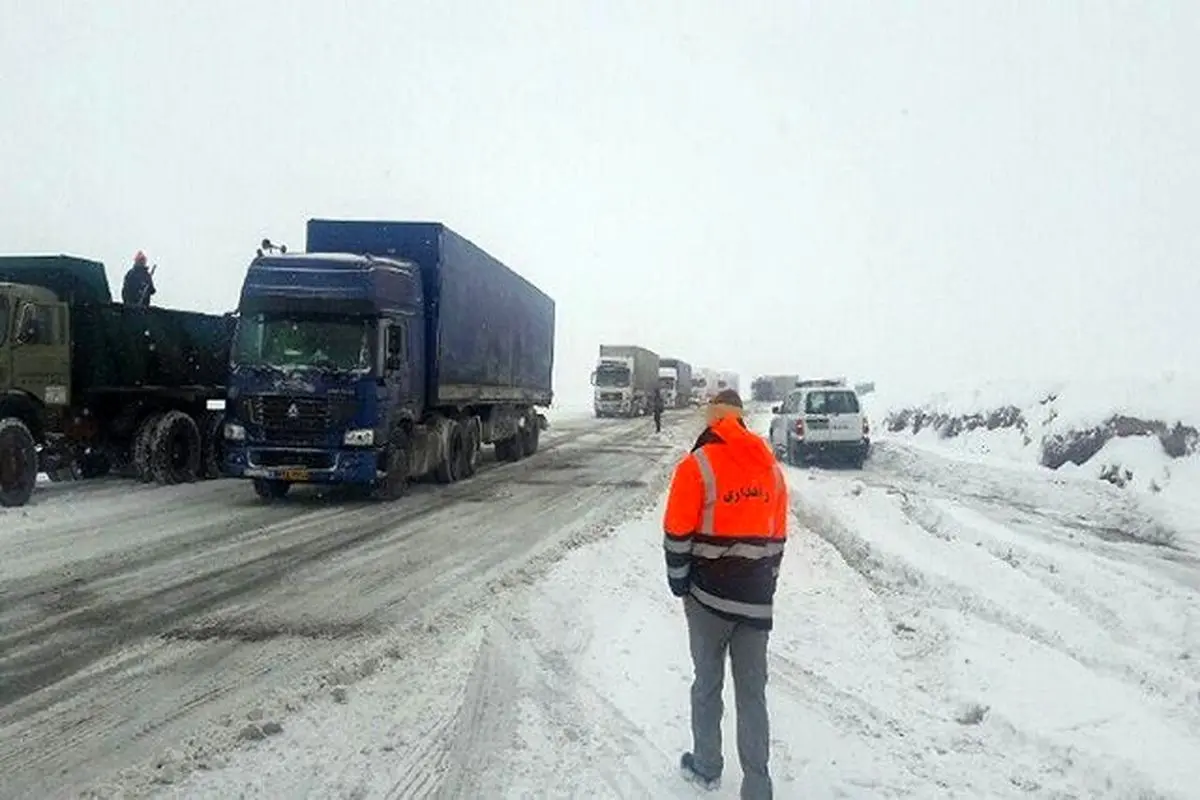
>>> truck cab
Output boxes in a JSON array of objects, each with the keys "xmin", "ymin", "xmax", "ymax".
[
  {"xmin": 0, "ymin": 282, "xmax": 72, "ymax": 410},
  {"xmin": 222, "ymin": 253, "xmax": 423, "ymax": 498},
  {"xmin": 657, "ymin": 366, "xmax": 678, "ymax": 409},
  {"xmin": 592, "ymin": 355, "xmax": 636, "ymax": 417}
]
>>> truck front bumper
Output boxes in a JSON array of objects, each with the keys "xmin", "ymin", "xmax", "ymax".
[{"xmin": 224, "ymin": 444, "xmax": 380, "ymax": 485}]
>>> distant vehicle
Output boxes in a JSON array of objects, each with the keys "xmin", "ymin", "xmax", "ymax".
[
  {"xmin": 222, "ymin": 220, "xmax": 555, "ymax": 501},
  {"xmin": 854, "ymin": 381, "xmax": 876, "ymax": 396},
  {"xmin": 691, "ymin": 368, "xmax": 717, "ymax": 405},
  {"xmin": 592, "ymin": 345, "xmax": 659, "ymax": 417},
  {"xmin": 657, "ymin": 358, "xmax": 693, "ymax": 410},
  {"xmin": 716, "ymin": 371, "xmax": 740, "ymax": 396},
  {"xmin": 768, "ymin": 382, "xmax": 870, "ymax": 468},
  {"xmin": 0, "ymin": 255, "xmax": 232, "ymax": 507},
  {"xmin": 751, "ymin": 374, "xmax": 799, "ymax": 403}
]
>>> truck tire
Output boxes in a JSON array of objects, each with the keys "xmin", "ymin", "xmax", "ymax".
[
  {"xmin": 200, "ymin": 412, "xmax": 225, "ymax": 479},
  {"xmin": 520, "ymin": 422, "xmax": 540, "ymax": 456},
  {"xmin": 253, "ymin": 478, "xmax": 290, "ymax": 501},
  {"xmin": 460, "ymin": 419, "xmax": 481, "ymax": 478},
  {"xmin": 435, "ymin": 421, "xmax": 465, "ymax": 484},
  {"xmin": 0, "ymin": 418, "xmax": 39, "ymax": 508},
  {"xmin": 151, "ymin": 410, "xmax": 203, "ymax": 485},
  {"xmin": 374, "ymin": 428, "xmax": 410, "ymax": 501},
  {"xmin": 133, "ymin": 412, "xmax": 166, "ymax": 483}
]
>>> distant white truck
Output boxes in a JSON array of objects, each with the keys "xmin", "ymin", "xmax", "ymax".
[
  {"xmin": 658, "ymin": 358, "xmax": 693, "ymax": 410},
  {"xmin": 691, "ymin": 367, "xmax": 718, "ymax": 405},
  {"xmin": 592, "ymin": 345, "xmax": 660, "ymax": 417},
  {"xmin": 716, "ymin": 371, "xmax": 740, "ymax": 396}
]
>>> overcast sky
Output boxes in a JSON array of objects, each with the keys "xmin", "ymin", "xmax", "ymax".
[{"xmin": 2, "ymin": 1, "xmax": 1197, "ymax": 407}]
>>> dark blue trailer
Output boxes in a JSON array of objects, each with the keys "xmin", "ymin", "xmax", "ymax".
[{"xmin": 222, "ymin": 220, "xmax": 555, "ymax": 501}]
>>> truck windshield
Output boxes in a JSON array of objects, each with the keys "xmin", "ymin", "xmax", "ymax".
[
  {"xmin": 0, "ymin": 296, "xmax": 8, "ymax": 346},
  {"xmin": 595, "ymin": 366, "xmax": 631, "ymax": 387},
  {"xmin": 233, "ymin": 312, "xmax": 371, "ymax": 373},
  {"xmin": 659, "ymin": 376, "xmax": 676, "ymax": 390}
]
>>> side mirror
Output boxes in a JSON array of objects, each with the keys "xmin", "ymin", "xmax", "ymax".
[
  {"xmin": 589, "ymin": 371, "xmax": 597, "ymax": 386},
  {"xmin": 771, "ymin": 405, "xmax": 782, "ymax": 415}
]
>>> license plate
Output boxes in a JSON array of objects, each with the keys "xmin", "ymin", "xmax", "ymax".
[{"xmin": 281, "ymin": 468, "xmax": 310, "ymax": 482}]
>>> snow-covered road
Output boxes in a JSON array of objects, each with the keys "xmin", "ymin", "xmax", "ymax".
[
  {"xmin": 167, "ymin": 417, "xmax": 1200, "ymax": 800},
  {"xmin": 0, "ymin": 412, "xmax": 690, "ymax": 798},
  {"xmin": 5, "ymin": 410, "xmax": 1199, "ymax": 799}
]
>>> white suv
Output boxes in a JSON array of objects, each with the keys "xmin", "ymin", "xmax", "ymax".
[{"xmin": 768, "ymin": 380, "xmax": 870, "ymax": 468}]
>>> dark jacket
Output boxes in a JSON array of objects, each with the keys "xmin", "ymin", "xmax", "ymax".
[{"xmin": 122, "ymin": 265, "xmax": 156, "ymax": 306}]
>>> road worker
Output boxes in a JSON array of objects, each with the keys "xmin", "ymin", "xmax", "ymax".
[
  {"xmin": 121, "ymin": 251, "xmax": 157, "ymax": 307},
  {"xmin": 663, "ymin": 388, "xmax": 788, "ymax": 799}
]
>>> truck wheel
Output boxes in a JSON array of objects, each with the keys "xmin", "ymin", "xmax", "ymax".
[
  {"xmin": 0, "ymin": 418, "xmax": 39, "ymax": 508},
  {"xmin": 133, "ymin": 412, "xmax": 166, "ymax": 483},
  {"xmin": 521, "ymin": 422, "xmax": 540, "ymax": 456},
  {"xmin": 435, "ymin": 421, "xmax": 465, "ymax": 484},
  {"xmin": 495, "ymin": 433, "xmax": 524, "ymax": 463},
  {"xmin": 78, "ymin": 450, "xmax": 111, "ymax": 480},
  {"xmin": 151, "ymin": 411, "xmax": 203, "ymax": 485},
  {"xmin": 374, "ymin": 429, "xmax": 410, "ymax": 501},
  {"xmin": 253, "ymin": 478, "xmax": 290, "ymax": 501},
  {"xmin": 459, "ymin": 420, "xmax": 481, "ymax": 478}
]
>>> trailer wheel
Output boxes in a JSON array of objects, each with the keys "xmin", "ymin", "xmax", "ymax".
[
  {"xmin": 253, "ymin": 478, "xmax": 290, "ymax": 501},
  {"xmin": 494, "ymin": 434, "xmax": 522, "ymax": 463},
  {"xmin": 460, "ymin": 419, "xmax": 481, "ymax": 478},
  {"xmin": 0, "ymin": 418, "xmax": 38, "ymax": 508},
  {"xmin": 435, "ymin": 421, "xmax": 465, "ymax": 484},
  {"xmin": 133, "ymin": 412, "xmax": 166, "ymax": 483},
  {"xmin": 200, "ymin": 412, "xmax": 224, "ymax": 479},
  {"xmin": 151, "ymin": 411, "xmax": 203, "ymax": 485}
]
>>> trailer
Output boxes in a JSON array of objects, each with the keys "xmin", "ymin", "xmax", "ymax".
[
  {"xmin": 0, "ymin": 255, "xmax": 233, "ymax": 507},
  {"xmin": 592, "ymin": 345, "xmax": 659, "ymax": 417},
  {"xmin": 222, "ymin": 220, "xmax": 555, "ymax": 501}
]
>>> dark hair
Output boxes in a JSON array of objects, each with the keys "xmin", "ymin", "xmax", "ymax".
[{"xmin": 710, "ymin": 389, "xmax": 743, "ymax": 408}]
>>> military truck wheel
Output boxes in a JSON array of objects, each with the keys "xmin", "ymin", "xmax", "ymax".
[
  {"xmin": 520, "ymin": 421, "xmax": 540, "ymax": 456},
  {"xmin": 0, "ymin": 418, "xmax": 39, "ymax": 508},
  {"xmin": 151, "ymin": 411, "xmax": 203, "ymax": 485},
  {"xmin": 459, "ymin": 419, "xmax": 481, "ymax": 478},
  {"xmin": 134, "ymin": 412, "xmax": 166, "ymax": 483},
  {"xmin": 435, "ymin": 421, "xmax": 465, "ymax": 484},
  {"xmin": 200, "ymin": 412, "xmax": 224, "ymax": 479},
  {"xmin": 253, "ymin": 478, "xmax": 290, "ymax": 501},
  {"xmin": 374, "ymin": 429, "xmax": 410, "ymax": 501}
]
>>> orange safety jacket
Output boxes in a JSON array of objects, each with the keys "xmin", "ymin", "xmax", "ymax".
[{"xmin": 663, "ymin": 415, "xmax": 788, "ymax": 629}]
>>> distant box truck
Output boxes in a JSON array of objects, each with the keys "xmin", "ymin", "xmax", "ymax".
[
  {"xmin": 752, "ymin": 374, "xmax": 800, "ymax": 403},
  {"xmin": 222, "ymin": 220, "xmax": 555, "ymax": 501},
  {"xmin": 0, "ymin": 255, "xmax": 233, "ymax": 507},
  {"xmin": 657, "ymin": 358, "xmax": 693, "ymax": 410},
  {"xmin": 592, "ymin": 345, "xmax": 659, "ymax": 417}
]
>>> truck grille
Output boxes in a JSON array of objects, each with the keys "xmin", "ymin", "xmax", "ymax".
[
  {"xmin": 249, "ymin": 394, "xmax": 358, "ymax": 446},
  {"xmin": 600, "ymin": 392, "xmax": 623, "ymax": 401}
]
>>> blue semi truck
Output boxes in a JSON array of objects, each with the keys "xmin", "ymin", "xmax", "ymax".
[{"xmin": 222, "ymin": 220, "xmax": 555, "ymax": 500}]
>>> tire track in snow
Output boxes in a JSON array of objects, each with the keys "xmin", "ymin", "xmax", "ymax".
[{"xmin": 0, "ymin": 414, "xmax": 686, "ymax": 799}]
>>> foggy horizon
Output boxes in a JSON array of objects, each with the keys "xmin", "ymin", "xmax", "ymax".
[{"xmin": 3, "ymin": 1, "xmax": 1197, "ymax": 408}]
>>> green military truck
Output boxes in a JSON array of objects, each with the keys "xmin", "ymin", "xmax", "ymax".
[{"xmin": 0, "ymin": 255, "xmax": 233, "ymax": 507}]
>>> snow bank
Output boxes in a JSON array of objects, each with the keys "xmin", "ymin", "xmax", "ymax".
[{"xmin": 879, "ymin": 374, "xmax": 1200, "ymax": 500}]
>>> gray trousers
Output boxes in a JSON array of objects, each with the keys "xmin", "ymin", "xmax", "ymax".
[{"xmin": 684, "ymin": 595, "xmax": 772, "ymax": 800}]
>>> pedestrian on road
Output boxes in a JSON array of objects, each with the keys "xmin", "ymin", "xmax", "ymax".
[
  {"xmin": 662, "ymin": 388, "xmax": 788, "ymax": 799},
  {"xmin": 653, "ymin": 388, "xmax": 665, "ymax": 433},
  {"xmin": 121, "ymin": 251, "xmax": 157, "ymax": 307}
]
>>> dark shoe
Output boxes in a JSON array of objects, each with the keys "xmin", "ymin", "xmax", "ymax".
[{"xmin": 680, "ymin": 752, "xmax": 721, "ymax": 791}]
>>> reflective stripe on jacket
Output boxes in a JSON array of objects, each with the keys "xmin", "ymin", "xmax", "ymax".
[{"xmin": 663, "ymin": 415, "xmax": 788, "ymax": 629}]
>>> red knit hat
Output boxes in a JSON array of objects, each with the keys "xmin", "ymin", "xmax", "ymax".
[{"xmin": 134, "ymin": 250, "xmax": 147, "ymax": 265}]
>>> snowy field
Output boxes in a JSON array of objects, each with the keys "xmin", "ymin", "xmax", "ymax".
[
  {"xmin": 3, "ymin": 392, "xmax": 1198, "ymax": 799},
  {"xmin": 159, "ymin": 410, "xmax": 1199, "ymax": 799}
]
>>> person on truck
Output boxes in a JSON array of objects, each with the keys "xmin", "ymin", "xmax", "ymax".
[
  {"xmin": 652, "ymin": 388, "xmax": 665, "ymax": 433},
  {"xmin": 121, "ymin": 251, "xmax": 157, "ymax": 307}
]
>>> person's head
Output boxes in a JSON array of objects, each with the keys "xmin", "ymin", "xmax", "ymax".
[
  {"xmin": 133, "ymin": 250, "xmax": 148, "ymax": 267},
  {"xmin": 704, "ymin": 388, "xmax": 743, "ymax": 426}
]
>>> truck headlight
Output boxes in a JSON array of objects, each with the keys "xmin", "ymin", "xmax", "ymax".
[
  {"xmin": 224, "ymin": 423, "xmax": 246, "ymax": 441},
  {"xmin": 343, "ymin": 429, "xmax": 374, "ymax": 446}
]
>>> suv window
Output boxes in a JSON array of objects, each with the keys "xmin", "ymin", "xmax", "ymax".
[{"xmin": 805, "ymin": 390, "xmax": 860, "ymax": 415}]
